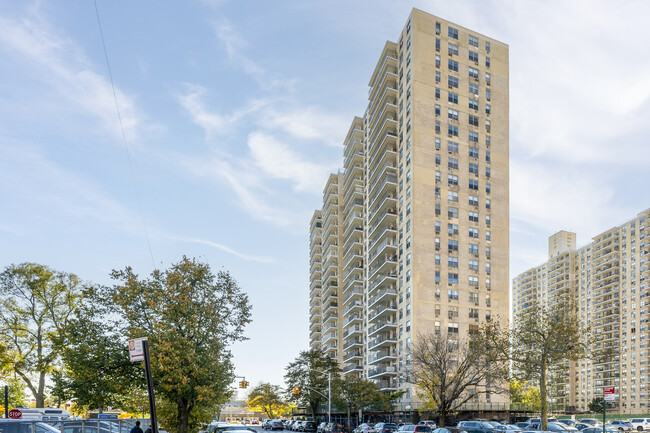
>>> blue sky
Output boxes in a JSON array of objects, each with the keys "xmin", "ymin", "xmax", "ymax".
[{"xmin": 1, "ymin": 0, "xmax": 649, "ymax": 395}]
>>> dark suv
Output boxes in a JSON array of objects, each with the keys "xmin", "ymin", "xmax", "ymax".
[
  {"xmin": 375, "ymin": 424, "xmax": 398, "ymax": 433},
  {"xmin": 457, "ymin": 422, "xmax": 495, "ymax": 433}
]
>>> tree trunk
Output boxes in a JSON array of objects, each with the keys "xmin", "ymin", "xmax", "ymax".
[
  {"xmin": 439, "ymin": 407, "xmax": 446, "ymax": 428},
  {"xmin": 347, "ymin": 406, "xmax": 351, "ymax": 433},
  {"xmin": 178, "ymin": 399, "xmax": 191, "ymax": 433},
  {"xmin": 540, "ymin": 360, "xmax": 548, "ymax": 432}
]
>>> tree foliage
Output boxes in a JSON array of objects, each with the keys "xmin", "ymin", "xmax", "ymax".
[
  {"xmin": 103, "ymin": 257, "xmax": 251, "ymax": 433},
  {"xmin": 333, "ymin": 376, "xmax": 396, "ymax": 433},
  {"xmin": 481, "ymin": 301, "xmax": 588, "ymax": 431},
  {"xmin": 284, "ymin": 349, "xmax": 340, "ymax": 419},
  {"xmin": 407, "ymin": 331, "xmax": 507, "ymax": 427},
  {"xmin": 588, "ymin": 397, "xmax": 604, "ymax": 414},
  {"xmin": 509, "ymin": 380, "xmax": 541, "ymax": 411},
  {"xmin": 0, "ymin": 263, "xmax": 82, "ymax": 406},
  {"xmin": 247, "ymin": 382, "xmax": 290, "ymax": 418},
  {"xmin": 53, "ymin": 285, "xmax": 144, "ymax": 411}
]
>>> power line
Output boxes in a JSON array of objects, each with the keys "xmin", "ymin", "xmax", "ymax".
[{"xmin": 93, "ymin": 0, "xmax": 157, "ymax": 270}]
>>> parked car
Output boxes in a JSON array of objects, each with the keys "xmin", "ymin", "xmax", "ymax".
[
  {"xmin": 488, "ymin": 424, "xmax": 503, "ymax": 429},
  {"xmin": 355, "ymin": 425, "xmax": 374, "ymax": 433},
  {"xmin": 374, "ymin": 424, "xmax": 398, "ymax": 433},
  {"xmin": 400, "ymin": 426, "xmax": 431, "ymax": 433},
  {"xmin": 419, "ymin": 422, "xmax": 438, "ymax": 430},
  {"xmin": 524, "ymin": 423, "xmax": 569, "ymax": 432},
  {"xmin": 318, "ymin": 423, "xmax": 329, "ymax": 433},
  {"xmin": 582, "ymin": 428, "xmax": 617, "ymax": 433},
  {"xmin": 578, "ymin": 421, "xmax": 600, "ymax": 427},
  {"xmin": 557, "ymin": 422, "xmax": 577, "ymax": 428},
  {"xmin": 457, "ymin": 422, "xmax": 495, "ymax": 433},
  {"xmin": 607, "ymin": 422, "xmax": 633, "ymax": 432},
  {"xmin": 326, "ymin": 424, "xmax": 347, "ymax": 433},
  {"xmin": 493, "ymin": 425, "xmax": 522, "ymax": 433},
  {"xmin": 432, "ymin": 428, "xmax": 467, "ymax": 433},
  {"xmin": 263, "ymin": 420, "xmax": 284, "ymax": 431},
  {"xmin": 627, "ymin": 420, "xmax": 650, "ymax": 432},
  {"xmin": 574, "ymin": 425, "xmax": 592, "ymax": 431},
  {"xmin": 303, "ymin": 422, "xmax": 318, "ymax": 433},
  {"xmin": 514, "ymin": 424, "xmax": 530, "ymax": 430}
]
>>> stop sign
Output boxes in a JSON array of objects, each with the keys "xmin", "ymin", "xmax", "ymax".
[{"xmin": 8, "ymin": 409, "xmax": 22, "ymax": 419}]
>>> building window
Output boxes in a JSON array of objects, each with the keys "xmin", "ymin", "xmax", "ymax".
[
  {"xmin": 486, "ymin": 230, "xmax": 491, "ymax": 241},
  {"xmin": 486, "ymin": 246, "xmax": 491, "ymax": 259},
  {"xmin": 469, "ymin": 179, "xmax": 479, "ymax": 190},
  {"xmin": 435, "ymin": 120, "xmax": 440, "ymax": 133},
  {"xmin": 469, "ymin": 163, "xmax": 479, "ymax": 175},
  {"xmin": 436, "ymin": 38, "xmax": 441, "ymax": 51},
  {"xmin": 469, "ymin": 195, "xmax": 479, "ymax": 206},
  {"xmin": 448, "ymin": 257, "xmax": 459, "ymax": 268},
  {"xmin": 435, "ymin": 254, "xmax": 440, "ymax": 265},
  {"xmin": 469, "ymin": 50, "xmax": 479, "ymax": 63},
  {"xmin": 448, "ymin": 109, "xmax": 459, "ymax": 121},
  {"xmin": 486, "ymin": 262, "xmax": 491, "ymax": 274},
  {"xmin": 448, "ymin": 323, "xmax": 459, "ymax": 334},
  {"xmin": 435, "ymin": 55, "xmax": 441, "ymax": 68},
  {"xmin": 448, "ymin": 191, "xmax": 458, "ymax": 203},
  {"xmin": 448, "ymin": 157, "xmax": 459, "ymax": 170},
  {"xmin": 448, "ymin": 43, "xmax": 458, "ymax": 56},
  {"xmin": 485, "ymin": 167, "xmax": 491, "ymax": 178},
  {"xmin": 486, "ymin": 215, "xmax": 491, "ymax": 226},
  {"xmin": 486, "ymin": 88, "xmax": 491, "ymax": 101},
  {"xmin": 485, "ymin": 41, "xmax": 491, "ymax": 53},
  {"xmin": 435, "ymin": 204, "xmax": 441, "ymax": 216},
  {"xmin": 448, "ymin": 125, "xmax": 458, "ymax": 136},
  {"xmin": 448, "ymin": 223, "xmax": 459, "ymax": 235},
  {"xmin": 485, "ymin": 104, "xmax": 491, "ymax": 115},
  {"xmin": 486, "ymin": 151, "xmax": 491, "ymax": 163},
  {"xmin": 435, "ymin": 237, "xmax": 440, "ymax": 250},
  {"xmin": 469, "ymin": 131, "xmax": 479, "ymax": 142},
  {"xmin": 469, "ymin": 115, "xmax": 479, "ymax": 126},
  {"xmin": 448, "ymin": 141, "xmax": 458, "ymax": 153},
  {"xmin": 448, "ymin": 207, "xmax": 458, "ymax": 218},
  {"xmin": 448, "ymin": 76, "xmax": 459, "ymax": 88},
  {"xmin": 435, "ymin": 104, "xmax": 441, "ymax": 116},
  {"xmin": 448, "ymin": 174, "xmax": 458, "ymax": 186},
  {"xmin": 448, "ymin": 26, "xmax": 458, "ymax": 39},
  {"xmin": 486, "ymin": 57, "xmax": 491, "ymax": 68},
  {"xmin": 486, "ymin": 183, "xmax": 491, "ymax": 194},
  {"xmin": 469, "ymin": 260, "xmax": 479, "ymax": 272},
  {"xmin": 469, "ymin": 83, "xmax": 479, "ymax": 95},
  {"xmin": 435, "ymin": 70, "xmax": 441, "ymax": 83},
  {"xmin": 406, "ymin": 269, "xmax": 411, "ymax": 282},
  {"xmin": 469, "ymin": 211, "xmax": 479, "ymax": 223},
  {"xmin": 435, "ymin": 87, "xmax": 440, "ymax": 99},
  {"xmin": 469, "ymin": 276, "xmax": 479, "ymax": 287},
  {"xmin": 469, "ymin": 147, "xmax": 479, "ymax": 159},
  {"xmin": 448, "ymin": 59, "xmax": 459, "ymax": 72},
  {"xmin": 448, "ymin": 239, "xmax": 459, "ymax": 251},
  {"xmin": 406, "ymin": 236, "xmax": 411, "ymax": 248},
  {"xmin": 469, "ymin": 243, "xmax": 479, "ymax": 256},
  {"xmin": 435, "ymin": 170, "xmax": 441, "ymax": 183},
  {"xmin": 469, "ymin": 227, "xmax": 479, "ymax": 238},
  {"xmin": 468, "ymin": 67, "xmax": 479, "ymax": 80},
  {"xmin": 434, "ymin": 137, "xmax": 440, "ymax": 150},
  {"xmin": 448, "ymin": 92, "xmax": 458, "ymax": 104},
  {"xmin": 469, "ymin": 99, "xmax": 478, "ymax": 110},
  {"xmin": 436, "ymin": 21, "xmax": 441, "ymax": 34},
  {"xmin": 485, "ymin": 72, "xmax": 491, "ymax": 85}
]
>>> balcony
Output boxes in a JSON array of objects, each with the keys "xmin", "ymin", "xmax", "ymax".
[
  {"xmin": 323, "ymin": 301, "xmax": 338, "ymax": 316},
  {"xmin": 368, "ymin": 287, "xmax": 397, "ymax": 310},
  {"xmin": 344, "ymin": 301, "xmax": 363, "ymax": 315},
  {"xmin": 368, "ymin": 349, "xmax": 396, "ymax": 365},
  {"xmin": 343, "ymin": 350, "xmax": 362, "ymax": 362},
  {"xmin": 368, "ymin": 333, "xmax": 397, "ymax": 351},
  {"xmin": 368, "ymin": 365, "xmax": 397, "ymax": 379},
  {"xmin": 343, "ymin": 325, "xmax": 362, "ymax": 339},
  {"xmin": 343, "ymin": 363, "xmax": 363, "ymax": 374},
  {"xmin": 343, "ymin": 338, "xmax": 362, "ymax": 350},
  {"xmin": 367, "ymin": 318, "xmax": 397, "ymax": 337},
  {"xmin": 368, "ymin": 302, "xmax": 397, "ymax": 321}
]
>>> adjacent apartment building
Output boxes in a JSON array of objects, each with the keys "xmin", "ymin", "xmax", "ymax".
[
  {"xmin": 513, "ymin": 208, "xmax": 650, "ymax": 414},
  {"xmin": 309, "ymin": 8, "xmax": 509, "ymax": 409}
]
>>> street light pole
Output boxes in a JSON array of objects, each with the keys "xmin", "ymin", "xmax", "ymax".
[{"xmin": 310, "ymin": 369, "xmax": 332, "ymax": 424}]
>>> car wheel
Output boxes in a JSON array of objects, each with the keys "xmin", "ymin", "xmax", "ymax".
[{"xmin": 638, "ymin": 428, "xmax": 643, "ymax": 432}]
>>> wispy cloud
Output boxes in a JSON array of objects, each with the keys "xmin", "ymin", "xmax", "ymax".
[
  {"xmin": 163, "ymin": 235, "xmax": 278, "ymax": 264},
  {"xmin": 0, "ymin": 8, "xmax": 156, "ymax": 144}
]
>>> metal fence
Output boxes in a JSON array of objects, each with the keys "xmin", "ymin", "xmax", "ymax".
[{"xmin": 0, "ymin": 419, "xmax": 154, "ymax": 433}]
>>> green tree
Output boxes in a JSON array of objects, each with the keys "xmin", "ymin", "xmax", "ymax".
[
  {"xmin": 247, "ymin": 382, "xmax": 290, "ymax": 418},
  {"xmin": 588, "ymin": 397, "xmax": 604, "ymax": 414},
  {"xmin": 284, "ymin": 349, "xmax": 340, "ymax": 420},
  {"xmin": 106, "ymin": 257, "xmax": 251, "ymax": 433},
  {"xmin": 333, "ymin": 376, "xmax": 395, "ymax": 433},
  {"xmin": 509, "ymin": 380, "xmax": 541, "ymax": 411},
  {"xmin": 0, "ymin": 374, "xmax": 28, "ymax": 412},
  {"xmin": 481, "ymin": 301, "xmax": 588, "ymax": 431},
  {"xmin": 0, "ymin": 263, "xmax": 82, "ymax": 407},
  {"xmin": 407, "ymin": 331, "xmax": 507, "ymax": 427},
  {"xmin": 53, "ymin": 285, "xmax": 144, "ymax": 412}
]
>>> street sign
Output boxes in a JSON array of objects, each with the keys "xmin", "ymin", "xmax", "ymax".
[
  {"xmin": 128, "ymin": 337, "xmax": 146, "ymax": 362},
  {"xmin": 604, "ymin": 386, "xmax": 616, "ymax": 401},
  {"xmin": 8, "ymin": 409, "xmax": 22, "ymax": 419}
]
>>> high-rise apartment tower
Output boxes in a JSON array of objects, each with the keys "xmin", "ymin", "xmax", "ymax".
[
  {"xmin": 309, "ymin": 8, "xmax": 509, "ymax": 408},
  {"xmin": 513, "ymin": 208, "xmax": 650, "ymax": 414}
]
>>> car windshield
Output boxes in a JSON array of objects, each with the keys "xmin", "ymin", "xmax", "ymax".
[
  {"xmin": 482, "ymin": 424, "xmax": 495, "ymax": 429},
  {"xmin": 548, "ymin": 425, "xmax": 566, "ymax": 431}
]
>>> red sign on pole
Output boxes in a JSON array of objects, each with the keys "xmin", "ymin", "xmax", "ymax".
[
  {"xmin": 604, "ymin": 386, "xmax": 616, "ymax": 401},
  {"xmin": 8, "ymin": 409, "xmax": 22, "ymax": 419}
]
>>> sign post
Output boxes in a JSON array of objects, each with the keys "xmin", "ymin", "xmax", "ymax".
[
  {"xmin": 129, "ymin": 338, "xmax": 158, "ymax": 433},
  {"xmin": 4, "ymin": 385, "xmax": 8, "ymax": 418},
  {"xmin": 603, "ymin": 386, "xmax": 615, "ymax": 433}
]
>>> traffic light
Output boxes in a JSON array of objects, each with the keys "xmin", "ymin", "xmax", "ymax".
[
  {"xmin": 292, "ymin": 386, "xmax": 300, "ymax": 395},
  {"xmin": 239, "ymin": 380, "xmax": 249, "ymax": 389}
]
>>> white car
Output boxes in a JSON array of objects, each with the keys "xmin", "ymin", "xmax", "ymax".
[
  {"xmin": 628, "ymin": 420, "xmax": 650, "ymax": 432},
  {"xmin": 607, "ymin": 422, "xmax": 633, "ymax": 432}
]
